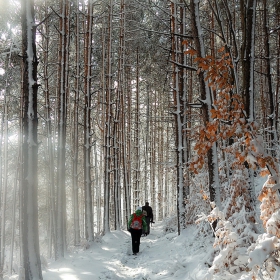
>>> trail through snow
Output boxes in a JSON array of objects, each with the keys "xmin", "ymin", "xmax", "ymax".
[{"xmin": 43, "ymin": 221, "xmax": 210, "ymax": 280}]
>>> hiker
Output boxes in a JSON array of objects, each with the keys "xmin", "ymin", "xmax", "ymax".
[
  {"xmin": 142, "ymin": 202, "xmax": 154, "ymax": 235},
  {"xmin": 128, "ymin": 206, "xmax": 147, "ymax": 255}
]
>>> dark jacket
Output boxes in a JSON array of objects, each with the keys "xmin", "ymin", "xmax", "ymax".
[{"xmin": 142, "ymin": 205, "xmax": 153, "ymax": 222}]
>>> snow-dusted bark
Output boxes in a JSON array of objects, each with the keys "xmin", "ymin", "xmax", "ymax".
[
  {"xmin": 263, "ymin": 0, "xmax": 277, "ymax": 156},
  {"xmin": 174, "ymin": 65, "xmax": 185, "ymax": 232},
  {"xmin": 171, "ymin": 1, "xmax": 187, "ymax": 233},
  {"xmin": 20, "ymin": 0, "xmax": 42, "ymax": 278},
  {"xmin": 132, "ymin": 46, "xmax": 141, "ymax": 211},
  {"xmin": 135, "ymin": 48, "xmax": 140, "ymax": 207},
  {"xmin": 103, "ymin": 0, "xmax": 113, "ymax": 234},
  {"xmin": 241, "ymin": 0, "xmax": 256, "ymax": 121},
  {"xmin": 190, "ymin": 0, "xmax": 221, "ymax": 210},
  {"xmin": 248, "ymin": 0, "xmax": 256, "ymax": 122},
  {"xmin": 113, "ymin": 0, "xmax": 127, "ymax": 230},
  {"xmin": 122, "ymin": 66, "xmax": 131, "ymax": 224},
  {"xmin": 121, "ymin": 101, "xmax": 131, "ymax": 222},
  {"xmin": 93, "ymin": 136, "xmax": 101, "ymax": 234},
  {"xmin": 144, "ymin": 87, "xmax": 150, "ymax": 204},
  {"xmin": 240, "ymin": 0, "xmax": 257, "ymax": 211},
  {"xmin": 209, "ymin": 0, "xmax": 240, "ymax": 93},
  {"xmin": 151, "ymin": 128, "xmax": 156, "ymax": 214},
  {"xmin": 158, "ymin": 103, "xmax": 164, "ymax": 221}
]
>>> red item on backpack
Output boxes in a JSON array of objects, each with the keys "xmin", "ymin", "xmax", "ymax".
[{"xmin": 130, "ymin": 213, "xmax": 143, "ymax": 230}]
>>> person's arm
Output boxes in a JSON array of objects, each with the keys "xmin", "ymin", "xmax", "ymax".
[
  {"xmin": 150, "ymin": 208, "xmax": 154, "ymax": 222},
  {"xmin": 128, "ymin": 214, "xmax": 133, "ymax": 229},
  {"xmin": 142, "ymin": 215, "xmax": 148, "ymax": 232}
]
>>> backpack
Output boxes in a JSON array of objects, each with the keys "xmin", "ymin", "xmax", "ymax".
[{"xmin": 130, "ymin": 213, "xmax": 143, "ymax": 230}]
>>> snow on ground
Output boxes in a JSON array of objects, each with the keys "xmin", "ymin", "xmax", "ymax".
[
  {"xmin": 43, "ymin": 221, "xmax": 212, "ymax": 280},
  {"xmin": 42, "ymin": 177, "xmax": 269, "ymax": 280}
]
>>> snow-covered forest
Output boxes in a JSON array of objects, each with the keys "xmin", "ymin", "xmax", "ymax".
[{"xmin": 0, "ymin": 0, "xmax": 280, "ymax": 279}]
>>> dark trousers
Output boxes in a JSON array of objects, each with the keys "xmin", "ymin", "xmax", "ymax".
[
  {"xmin": 130, "ymin": 228, "xmax": 142, "ymax": 254},
  {"xmin": 145, "ymin": 217, "xmax": 151, "ymax": 234}
]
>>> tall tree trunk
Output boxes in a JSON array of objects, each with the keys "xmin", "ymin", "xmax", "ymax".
[
  {"xmin": 0, "ymin": 47, "xmax": 10, "ymax": 273},
  {"xmin": 171, "ymin": 1, "xmax": 187, "ymax": 234},
  {"xmin": 190, "ymin": 0, "xmax": 221, "ymax": 211},
  {"xmin": 158, "ymin": 98, "xmax": 164, "ymax": 221},
  {"xmin": 72, "ymin": 0, "xmax": 81, "ymax": 246},
  {"xmin": 135, "ymin": 48, "xmax": 140, "ymax": 208},
  {"xmin": 41, "ymin": 1, "xmax": 57, "ymax": 257},
  {"xmin": 276, "ymin": 13, "xmax": 280, "ymax": 136},
  {"xmin": 56, "ymin": 0, "xmax": 70, "ymax": 258},
  {"xmin": 263, "ymin": 0, "xmax": 277, "ymax": 156},
  {"xmin": 84, "ymin": 0, "xmax": 94, "ymax": 242},
  {"xmin": 122, "ymin": 61, "xmax": 131, "ymax": 223},
  {"xmin": 241, "ymin": 0, "xmax": 257, "ymax": 212},
  {"xmin": 104, "ymin": 0, "xmax": 113, "ymax": 234},
  {"xmin": 21, "ymin": 0, "xmax": 42, "ymax": 277},
  {"xmin": 9, "ymin": 151, "xmax": 20, "ymax": 276},
  {"xmin": 242, "ymin": 0, "xmax": 256, "ymax": 121}
]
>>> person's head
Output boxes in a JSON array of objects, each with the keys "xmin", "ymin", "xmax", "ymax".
[
  {"xmin": 136, "ymin": 206, "xmax": 142, "ymax": 212},
  {"xmin": 145, "ymin": 202, "xmax": 149, "ymax": 206}
]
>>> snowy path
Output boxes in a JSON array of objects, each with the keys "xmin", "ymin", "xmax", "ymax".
[{"xmin": 43, "ymin": 222, "xmax": 209, "ymax": 280}]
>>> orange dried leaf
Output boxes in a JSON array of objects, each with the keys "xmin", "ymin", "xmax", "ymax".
[
  {"xmin": 260, "ymin": 169, "xmax": 270, "ymax": 177},
  {"xmin": 185, "ymin": 49, "xmax": 197, "ymax": 56}
]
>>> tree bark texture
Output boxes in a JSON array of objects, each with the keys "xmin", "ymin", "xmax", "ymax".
[{"xmin": 21, "ymin": 0, "xmax": 43, "ymax": 278}]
